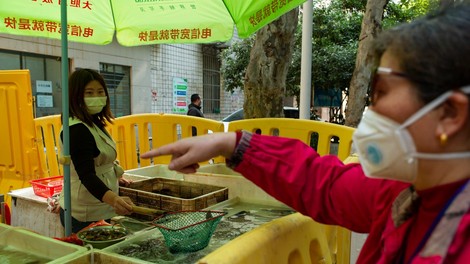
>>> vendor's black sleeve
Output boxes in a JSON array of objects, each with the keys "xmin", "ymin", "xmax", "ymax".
[{"xmin": 61, "ymin": 124, "xmax": 111, "ymax": 201}]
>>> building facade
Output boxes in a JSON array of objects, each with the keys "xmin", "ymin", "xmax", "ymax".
[{"xmin": 0, "ymin": 34, "xmax": 244, "ymax": 120}]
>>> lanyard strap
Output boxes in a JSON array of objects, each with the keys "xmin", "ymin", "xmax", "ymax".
[{"xmin": 407, "ymin": 179, "xmax": 470, "ymax": 264}]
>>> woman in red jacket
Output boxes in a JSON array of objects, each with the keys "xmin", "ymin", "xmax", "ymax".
[{"xmin": 142, "ymin": 4, "xmax": 470, "ymax": 263}]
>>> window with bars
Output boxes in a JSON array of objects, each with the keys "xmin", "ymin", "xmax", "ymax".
[
  {"xmin": 99, "ymin": 63, "xmax": 131, "ymax": 117},
  {"xmin": 0, "ymin": 49, "xmax": 65, "ymax": 118},
  {"xmin": 202, "ymin": 45, "xmax": 221, "ymax": 114}
]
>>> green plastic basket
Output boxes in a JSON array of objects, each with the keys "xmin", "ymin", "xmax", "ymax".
[{"xmin": 152, "ymin": 210, "xmax": 226, "ymax": 253}]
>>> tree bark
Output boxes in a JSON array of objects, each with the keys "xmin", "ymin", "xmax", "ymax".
[
  {"xmin": 345, "ymin": 0, "xmax": 388, "ymax": 127},
  {"xmin": 243, "ymin": 9, "xmax": 299, "ymax": 119},
  {"xmin": 439, "ymin": 0, "xmax": 454, "ymax": 8}
]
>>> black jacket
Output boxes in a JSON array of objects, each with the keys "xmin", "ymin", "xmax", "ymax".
[
  {"xmin": 187, "ymin": 103, "xmax": 204, "ymax": 117},
  {"xmin": 187, "ymin": 103, "xmax": 204, "ymax": 136}
]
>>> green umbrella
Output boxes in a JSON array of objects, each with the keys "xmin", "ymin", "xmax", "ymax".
[
  {"xmin": 1, "ymin": 0, "xmax": 306, "ymax": 46},
  {"xmin": 1, "ymin": 0, "xmax": 307, "ymax": 236}
]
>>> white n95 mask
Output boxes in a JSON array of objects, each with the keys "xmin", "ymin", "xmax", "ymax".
[
  {"xmin": 84, "ymin": 96, "xmax": 107, "ymax": 115},
  {"xmin": 353, "ymin": 86, "xmax": 470, "ymax": 183}
]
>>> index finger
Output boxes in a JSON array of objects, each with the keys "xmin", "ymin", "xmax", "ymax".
[
  {"xmin": 140, "ymin": 148, "xmax": 161, "ymax": 159},
  {"xmin": 140, "ymin": 144, "xmax": 175, "ymax": 159}
]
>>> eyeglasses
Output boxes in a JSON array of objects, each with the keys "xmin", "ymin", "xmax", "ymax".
[
  {"xmin": 369, "ymin": 67, "xmax": 414, "ymax": 105},
  {"xmin": 375, "ymin": 67, "xmax": 411, "ymax": 79}
]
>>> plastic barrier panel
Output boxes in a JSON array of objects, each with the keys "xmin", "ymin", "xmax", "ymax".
[
  {"xmin": 107, "ymin": 113, "xmax": 225, "ymax": 169},
  {"xmin": 324, "ymin": 225, "xmax": 352, "ymax": 264},
  {"xmin": 0, "ymin": 70, "xmax": 41, "ymax": 205},
  {"xmin": 223, "ymin": 118, "xmax": 356, "ymax": 263},
  {"xmin": 30, "ymin": 113, "xmax": 225, "ymax": 177},
  {"xmin": 34, "ymin": 114, "xmax": 62, "ymax": 177},
  {"xmin": 34, "ymin": 116, "xmax": 355, "ymax": 178},
  {"xmin": 227, "ymin": 118, "xmax": 355, "ymax": 161},
  {"xmin": 197, "ymin": 212, "xmax": 333, "ymax": 264}
]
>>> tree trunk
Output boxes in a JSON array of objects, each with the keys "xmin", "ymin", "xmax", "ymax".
[
  {"xmin": 244, "ymin": 9, "xmax": 299, "ymax": 119},
  {"xmin": 439, "ymin": 0, "xmax": 454, "ymax": 8},
  {"xmin": 345, "ymin": 0, "xmax": 388, "ymax": 127}
]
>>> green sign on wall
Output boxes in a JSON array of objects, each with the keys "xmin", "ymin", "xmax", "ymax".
[{"xmin": 172, "ymin": 77, "xmax": 188, "ymax": 113}]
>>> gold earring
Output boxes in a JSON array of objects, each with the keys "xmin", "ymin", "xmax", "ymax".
[{"xmin": 439, "ymin": 133, "xmax": 448, "ymax": 147}]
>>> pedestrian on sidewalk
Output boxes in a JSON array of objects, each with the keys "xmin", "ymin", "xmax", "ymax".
[{"xmin": 187, "ymin": 93, "xmax": 204, "ymax": 136}]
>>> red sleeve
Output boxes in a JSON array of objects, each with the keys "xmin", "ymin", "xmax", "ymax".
[
  {"xmin": 233, "ymin": 132, "xmax": 404, "ymax": 233},
  {"xmin": 235, "ymin": 130, "xmax": 242, "ymax": 146}
]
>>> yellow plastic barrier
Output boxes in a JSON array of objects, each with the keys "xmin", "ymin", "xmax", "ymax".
[
  {"xmin": 28, "ymin": 115, "xmax": 354, "ymax": 185},
  {"xmin": 107, "ymin": 113, "xmax": 225, "ymax": 169},
  {"xmin": 27, "ymin": 113, "xmax": 225, "ymax": 176},
  {"xmin": 224, "ymin": 118, "xmax": 355, "ymax": 264},
  {"xmin": 0, "ymin": 70, "xmax": 41, "ymax": 205},
  {"xmin": 227, "ymin": 118, "xmax": 355, "ymax": 161},
  {"xmin": 34, "ymin": 115, "xmax": 63, "ymax": 178},
  {"xmin": 323, "ymin": 225, "xmax": 352, "ymax": 264},
  {"xmin": 198, "ymin": 213, "xmax": 333, "ymax": 264}
]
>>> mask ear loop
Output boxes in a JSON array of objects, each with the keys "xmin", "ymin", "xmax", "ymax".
[
  {"xmin": 399, "ymin": 85, "xmax": 470, "ymax": 130},
  {"xmin": 399, "ymin": 90, "xmax": 452, "ymax": 129},
  {"xmin": 401, "ymin": 85, "xmax": 470, "ymax": 160}
]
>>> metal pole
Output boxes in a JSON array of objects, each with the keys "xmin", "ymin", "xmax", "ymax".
[
  {"xmin": 299, "ymin": 0, "xmax": 313, "ymax": 120},
  {"xmin": 60, "ymin": 0, "xmax": 72, "ymax": 236}
]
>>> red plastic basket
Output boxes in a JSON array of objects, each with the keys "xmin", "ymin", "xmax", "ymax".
[{"xmin": 30, "ymin": 176, "xmax": 63, "ymax": 198}]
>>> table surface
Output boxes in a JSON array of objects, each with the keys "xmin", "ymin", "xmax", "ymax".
[{"xmin": 9, "ymin": 187, "xmax": 48, "ymax": 204}]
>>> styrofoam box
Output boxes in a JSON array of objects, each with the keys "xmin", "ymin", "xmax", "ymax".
[
  {"xmin": 0, "ymin": 223, "xmax": 86, "ymax": 263},
  {"xmin": 123, "ymin": 164, "xmax": 278, "ymax": 202},
  {"xmin": 123, "ymin": 165, "xmax": 183, "ymax": 181},
  {"xmin": 187, "ymin": 164, "xmax": 278, "ymax": 202},
  {"xmin": 64, "ymin": 250, "xmax": 150, "ymax": 264}
]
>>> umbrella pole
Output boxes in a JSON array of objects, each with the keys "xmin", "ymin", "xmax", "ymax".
[
  {"xmin": 299, "ymin": 0, "xmax": 313, "ymax": 120},
  {"xmin": 60, "ymin": 0, "xmax": 72, "ymax": 237}
]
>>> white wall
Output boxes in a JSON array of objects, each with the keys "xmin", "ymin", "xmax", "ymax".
[
  {"xmin": 0, "ymin": 34, "xmax": 153, "ymax": 114},
  {"xmin": 1, "ymin": 34, "xmax": 245, "ymax": 120},
  {"xmin": 150, "ymin": 44, "xmax": 202, "ymax": 114}
]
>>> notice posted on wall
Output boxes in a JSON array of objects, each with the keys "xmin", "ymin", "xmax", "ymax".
[
  {"xmin": 36, "ymin": 80, "xmax": 53, "ymax": 93},
  {"xmin": 36, "ymin": 95, "xmax": 53, "ymax": 108},
  {"xmin": 172, "ymin": 77, "xmax": 188, "ymax": 114}
]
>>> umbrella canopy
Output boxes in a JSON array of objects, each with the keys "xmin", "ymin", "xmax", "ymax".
[{"xmin": 1, "ymin": 0, "xmax": 306, "ymax": 46}]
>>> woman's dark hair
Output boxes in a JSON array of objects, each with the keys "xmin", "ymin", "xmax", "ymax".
[
  {"xmin": 373, "ymin": 3, "xmax": 470, "ymax": 104},
  {"xmin": 68, "ymin": 68, "xmax": 114, "ymax": 127}
]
